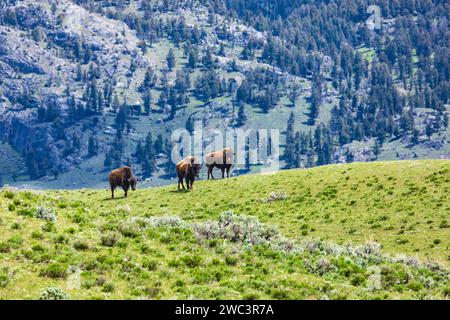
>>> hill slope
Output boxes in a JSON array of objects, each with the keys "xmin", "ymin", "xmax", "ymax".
[{"xmin": 0, "ymin": 160, "xmax": 449, "ymax": 299}]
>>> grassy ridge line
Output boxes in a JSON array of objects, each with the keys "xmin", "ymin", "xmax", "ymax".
[{"xmin": 0, "ymin": 160, "xmax": 449, "ymax": 299}]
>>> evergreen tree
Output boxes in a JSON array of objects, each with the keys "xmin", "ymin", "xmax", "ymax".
[
  {"xmin": 157, "ymin": 90, "xmax": 168, "ymax": 112},
  {"xmin": 411, "ymin": 129, "xmax": 420, "ymax": 145},
  {"xmin": 373, "ymin": 140, "xmax": 381, "ymax": 157},
  {"xmin": 112, "ymin": 95, "xmax": 121, "ymax": 113},
  {"xmin": 140, "ymin": 131, "xmax": 156, "ymax": 178},
  {"xmin": 284, "ymin": 112, "xmax": 297, "ymax": 168},
  {"xmin": 31, "ymin": 27, "xmax": 43, "ymax": 42},
  {"xmin": 104, "ymin": 152, "xmax": 112, "ymax": 169},
  {"xmin": 4, "ymin": 8, "xmax": 18, "ymax": 26},
  {"xmin": 154, "ymin": 134, "xmax": 164, "ymax": 154},
  {"xmin": 345, "ymin": 148, "xmax": 354, "ymax": 163},
  {"xmin": 114, "ymin": 104, "xmax": 129, "ymax": 130},
  {"xmin": 143, "ymin": 67, "xmax": 157, "ymax": 88},
  {"xmin": 235, "ymin": 101, "xmax": 247, "ymax": 127},
  {"xmin": 143, "ymin": 90, "xmax": 152, "ymax": 115},
  {"xmin": 166, "ymin": 48, "xmax": 176, "ymax": 71},
  {"xmin": 425, "ymin": 122, "xmax": 434, "ymax": 140},
  {"xmin": 88, "ymin": 135, "xmax": 98, "ymax": 157},
  {"xmin": 134, "ymin": 141, "xmax": 144, "ymax": 164},
  {"xmin": 314, "ymin": 124, "xmax": 332, "ymax": 166},
  {"xmin": 287, "ymin": 83, "xmax": 301, "ymax": 107},
  {"xmin": 202, "ymin": 48, "xmax": 214, "ymax": 69},
  {"xmin": 168, "ymin": 88, "xmax": 177, "ymax": 120},
  {"xmin": 187, "ymin": 49, "xmax": 198, "ymax": 69},
  {"xmin": 309, "ymin": 79, "xmax": 322, "ymax": 125}
]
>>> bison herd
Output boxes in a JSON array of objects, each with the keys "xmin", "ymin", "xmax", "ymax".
[{"xmin": 109, "ymin": 148, "xmax": 233, "ymax": 198}]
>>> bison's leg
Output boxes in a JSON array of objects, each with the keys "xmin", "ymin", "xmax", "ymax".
[
  {"xmin": 221, "ymin": 167, "xmax": 225, "ymax": 179},
  {"xmin": 207, "ymin": 166, "xmax": 213, "ymax": 180},
  {"xmin": 226, "ymin": 166, "xmax": 231, "ymax": 178},
  {"xmin": 111, "ymin": 186, "xmax": 115, "ymax": 199},
  {"xmin": 123, "ymin": 186, "xmax": 128, "ymax": 198},
  {"xmin": 185, "ymin": 177, "xmax": 191, "ymax": 190},
  {"xmin": 209, "ymin": 166, "xmax": 215, "ymax": 180}
]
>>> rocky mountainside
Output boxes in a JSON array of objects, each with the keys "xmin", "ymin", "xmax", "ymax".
[{"xmin": 0, "ymin": 0, "xmax": 448, "ymax": 188}]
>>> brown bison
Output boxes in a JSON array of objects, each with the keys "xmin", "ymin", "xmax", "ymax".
[
  {"xmin": 109, "ymin": 166, "xmax": 137, "ymax": 199},
  {"xmin": 176, "ymin": 156, "xmax": 202, "ymax": 190},
  {"xmin": 205, "ymin": 147, "xmax": 233, "ymax": 180}
]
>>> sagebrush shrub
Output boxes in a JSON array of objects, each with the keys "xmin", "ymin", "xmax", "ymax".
[
  {"xmin": 150, "ymin": 215, "xmax": 189, "ymax": 229},
  {"xmin": 39, "ymin": 287, "xmax": 69, "ymax": 300},
  {"xmin": 7, "ymin": 235, "xmax": 23, "ymax": 249},
  {"xmin": 181, "ymin": 255, "xmax": 202, "ymax": 268},
  {"xmin": 35, "ymin": 206, "xmax": 57, "ymax": 222},
  {"xmin": 0, "ymin": 242, "xmax": 11, "ymax": 253},
  {"xmin": 443, "ymin": 286, "xmax": 450, "ymax": 297},
  {"xmin": 224, "ymin": 256, "xmax": 238, "ymax": 266},
  {"xmin": 350, "ymin": 274, "xmax": 366, "ymax": 286},
  {"xmin": 0, "ymin": 267, "xmax": 13, "ymax": 288},
  {"xmin": 2, "ymin": 188, "xmax": 15, "ymax": 199},
  {"xmin": 142, "ymin": 259, "xmax": 158, "ymax": 271},
  {"xmin": 40, "ymin": 263, "xmax": 68, "ymax": 279},
  {"xmin": 195, "ymin": 212, "xmax": 272, "ymax": 244},
  {"xmin": 100, "ymin": 232, "xmax": 120, "ymax": 247},
  {"xmin": 53, "ymin": 234, "xmax": 69, "ymax": 244},
  {"xmin": 73, "ymin": 240, "xmax": 89, "ymax": 251},
  {"xmin": 192, "ymin": 212, "xmax": 299, "ymax": 253},
  {"xmin": 102, "ymin": 283, "xmax": 115, "ymax": 293},
  {"xmin": 380, "ymin": 264, "xmax": 410, "ymax": 289},
  {"xmin": 261, "ymin": 191, "xmax": 288, "ymax": 203},
  {"xmin": 118, "ymin": 221, "xmax": 141, "ymax": 238},
  {"xmin": 115, "ymin": 204, "xmax": 132, "ymax": 213},
  {"xmin": 304, "ymin": 258, "xmax": 336, "ymax": 276},
  {"xmin": 118, "ymin": 216, "xmax": 190, "ymax": 239},
  {"xmin": 41, "ymin": 221, "xmax": 56, "ymax": 232}
]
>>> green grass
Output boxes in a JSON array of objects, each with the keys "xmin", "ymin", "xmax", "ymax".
[
  {"xmin": 356, "ymin": 47, "xmax": 376, "ymax": 63},
  {"xmin": 0, "ymin": 143, "xmax": 29, "ymax": 184},
  {"xmin": 0, "ymin": 160, "xmax": 449, "ymax": 300}
]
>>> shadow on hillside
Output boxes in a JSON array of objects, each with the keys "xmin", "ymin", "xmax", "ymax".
[
  {"xmin": 168, "ymin": 190, "xmax": 191, "ymax": 194},
  {"xmin": 102, "ymin": 196, "xmax": 127, "ymax": 201}
]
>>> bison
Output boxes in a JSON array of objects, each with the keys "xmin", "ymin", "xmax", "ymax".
[
  {"xmin": 205, "ymin": 147, "xmax": 233, "ymax": 180},
  {"xmin": 108, "ymin": 166, "xmax": 137, "ymax": 199},
  {"xmin": 176, "ymin": 156, "xmax": 202, "ymax": 190}
]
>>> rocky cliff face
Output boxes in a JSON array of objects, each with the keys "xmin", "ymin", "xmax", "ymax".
[
  {"xmin": 0, "ymin": 0, "xmax": 279, "ymax": 184},
  {"xmin": 0, "ymin": 0, "xmax": 151, "ymax": 176}
]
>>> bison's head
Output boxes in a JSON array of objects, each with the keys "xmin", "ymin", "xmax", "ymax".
[
  {"xmin": 129, "ymin": 176, "xmax": 137, "ymax": 191},
  {"xmin": 189, "ymin": 164, "xmax": 202, "ymax": 177}
]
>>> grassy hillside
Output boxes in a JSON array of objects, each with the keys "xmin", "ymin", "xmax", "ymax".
[{"xmin": 0, "ymin": 160, "xmax": 449, "ymax": 300}]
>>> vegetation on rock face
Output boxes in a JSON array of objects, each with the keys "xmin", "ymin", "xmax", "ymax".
[{"xmin": 0, "ymin": 160, "xmax": 448, "ymax": 299}]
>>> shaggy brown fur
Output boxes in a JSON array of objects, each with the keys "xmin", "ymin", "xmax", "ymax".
[
  {"xmin": 205, "ymin": 147, "xmax": 233, "ymax": 180},
  {"xmin": 176, "ymin": 156, "xmax": 202, "ymax": 190},
  {"xmin": 108, "ymin": 166, "xmax": 137, "ymax": 199}
]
